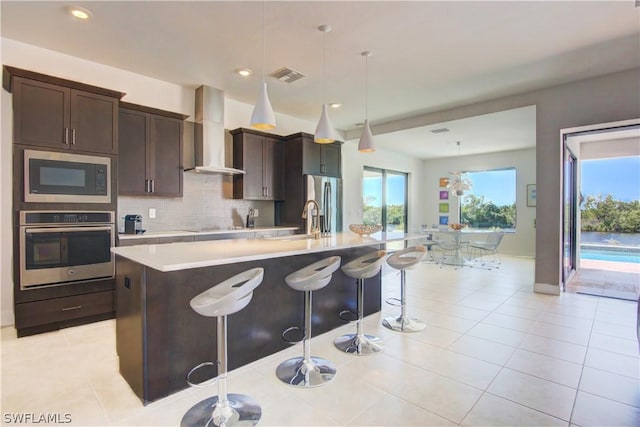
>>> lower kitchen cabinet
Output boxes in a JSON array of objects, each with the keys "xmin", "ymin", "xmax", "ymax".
[
  {"xmin": 15, "ymin": 290, "xmax": 114, "ymax": 330},
  {"xmin": 118, "ymin": 102, "xmax": 187, "ymax": 197},
  {"xmin": 13, "ymin": 283, "xmax": 115, "ymax": 337}
]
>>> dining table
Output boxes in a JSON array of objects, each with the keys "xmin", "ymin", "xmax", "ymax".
[{"xmin": 421, "ymin": 228, "xmax": 495, "ymax": 267}]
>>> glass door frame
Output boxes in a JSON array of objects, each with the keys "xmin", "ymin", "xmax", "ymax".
[
  {"xmin": 363, "ymin": 166, "xmax": 408, "ymax": 232},
  {"xmin": 560, "ymin": 119, "xmax": 639, "ymax": 291},
  {"xmin": 562, "ymin": 144, "xmax": 578, "ymax": 290}
]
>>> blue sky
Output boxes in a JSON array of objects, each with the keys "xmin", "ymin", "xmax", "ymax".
[
  {"xmin": 581, "ymin": 157, "xmax": 640, "ymax": 202},
  {"xmin": 363, "ymin": 174, "xmax": 406, "ymax": 205},
  {"xmin": 465, "ymin": 169, "xmax": 516, "ymax": 206},
  {"xmin": 363, "ymin": 156, "xmax": 640, "ymax": 207}
]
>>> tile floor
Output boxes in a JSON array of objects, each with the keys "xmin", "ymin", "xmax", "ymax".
[
  {"xmin": 2, "ymin": 256, "xmax": 639, "ymax": 426},
  {"xmin": 568, "ymin": 259, "xmax": 639, "ymax": 301}
]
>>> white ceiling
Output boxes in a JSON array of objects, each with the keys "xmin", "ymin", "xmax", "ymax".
[{"xmin": 1, "ymin": 1, "xmax": 638, "ymax": 159}]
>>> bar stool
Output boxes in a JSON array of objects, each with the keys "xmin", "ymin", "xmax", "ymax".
[
  {"xmin": 383, "ymin": 246, "xmax": 427, "ymax": 332},
  {"xmin": 181, "ymin": 268, "xmax": 264, "ymax": 427},
  {"xmin": 334, "ymin": 250, "xmax": 387, "ymax": 355},
  {"xmin": 276, "ymin": 256, "xmax": 341, "ymax": 387}
]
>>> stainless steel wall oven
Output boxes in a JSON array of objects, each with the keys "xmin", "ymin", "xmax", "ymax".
[{"xmin": 19, "ymin": 211, "xmax": 115, "ymax": 289}]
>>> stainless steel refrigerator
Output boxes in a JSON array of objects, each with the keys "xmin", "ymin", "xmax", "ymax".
[{"xmin": 305, "ymin": 175, "xmax": 343, "ymax": 234}]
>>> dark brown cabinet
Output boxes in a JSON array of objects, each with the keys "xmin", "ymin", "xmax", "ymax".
[
  {"xmin": 12, "ymin": 276, "xmax": 116, "ymax": 337},
  {"xmin": 277, "ymin": 132, "xmax": 342, "ymax": 228},
  {"xmin": 9, "ymin": 75, "xmax": 119, "ymax": 155},
  {"xmin": 15, "ymin": 290, "xmax": 115, "ymax": 330},
  {"xmin": 288, "ymin": 133, "xmax": 342, "ymax": 177},
  {"xmin": 118, "ymin": 102, "xmax": 186, "ymax": 197},
  {"xmin": 231, "ymin": 128, "xmax": 284, "ymax": 200}
]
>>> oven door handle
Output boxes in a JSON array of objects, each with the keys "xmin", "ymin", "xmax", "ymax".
[{"xmin": 24, "ymin": 226, "xmax": 114, "ymax": 234}]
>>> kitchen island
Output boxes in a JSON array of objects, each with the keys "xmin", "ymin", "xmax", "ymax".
[{"xmin": 112, "ymin": 232, "xmax": 421, "ymax": 403}]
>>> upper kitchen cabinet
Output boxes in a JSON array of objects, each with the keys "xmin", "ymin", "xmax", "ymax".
[
  {"xmin": 118, "ymin": 102, "xmax": 187, "ymax": 197},
  {"xmin": 284, "ymin": 132, "xmax": 342, "ymax": 177},
  {"xmin": 3, "ymin": 66, "xmax": 124, "ymax": 155},
  {"xmin": 231, "ymin": 128, "xmax": 284, "ymax": 201}
]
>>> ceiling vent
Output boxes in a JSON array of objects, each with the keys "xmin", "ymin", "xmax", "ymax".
[
  {"xmin": 431, "ymin": 127, "xmax": 450, "ymax": 134},
  {"xmin": 270, "ymin": 67, "xmax": 305, "ymax": 83}
]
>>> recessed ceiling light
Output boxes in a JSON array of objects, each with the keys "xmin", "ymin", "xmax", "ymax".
[
  {"xmin": 355, "ymin": 122, "xmax": 364, "ymax": 127},
  {"xmin": 329, "ymin": 103, "xmax": 342, "ymax": 109},
  {"xmin": 67, "ymin": 6, "xmax": 92, "ymax": 20},
  {"xmin": 235, "ymin": 68, "xmax": 253, "ymax": 77}
]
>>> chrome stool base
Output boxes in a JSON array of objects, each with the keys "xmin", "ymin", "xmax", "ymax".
[
  {"xmin": 181, "ymin": 393, "xmax": 261, "ymax": 427},
  {"xmin": 334, "ymin": 333, "xmax": 383, "ymax": 355},
  {"xmin": 382, "ymin": 315, "xmax": 426, "ymax": 332},
  {"xmin": 276, "ymin": 356, "xmax": 337, "ymax": 387}
]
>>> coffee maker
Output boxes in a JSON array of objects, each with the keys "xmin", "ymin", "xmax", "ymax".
[{"xmin": 124, "ymin": 214, "xmax": 144, "ymax": 234}]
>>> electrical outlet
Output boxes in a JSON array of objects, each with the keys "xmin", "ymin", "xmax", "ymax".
[
  {"xmin": 149, "ymin": 208, "xmax": 157, "ymax": 219},
  {"xmin": 253, "ymin": 209, "xmax": 259, "ymax": 217}
]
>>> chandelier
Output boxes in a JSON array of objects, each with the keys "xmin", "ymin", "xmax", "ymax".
[
  {"xmin": 446, "ymin": 171, "xmax": 472, "ymax": 196},
  {"xmin": 446, "ymin": 141, "xmax": 472, "ymax": 196}
]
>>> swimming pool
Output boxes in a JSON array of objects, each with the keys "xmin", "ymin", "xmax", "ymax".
[{"xmin": 580, "ymin": 245, "xmax": 640, "ymax": 264}]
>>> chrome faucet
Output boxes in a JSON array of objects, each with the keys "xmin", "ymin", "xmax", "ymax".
[{"xmin": 301, "ymin": 199, "xmax": 321, "ymax": 239}]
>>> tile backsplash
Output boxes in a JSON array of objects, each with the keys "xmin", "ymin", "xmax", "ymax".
[{"xmin": 117, "ymin": 172, "xmax": 274, "ymax": 233}]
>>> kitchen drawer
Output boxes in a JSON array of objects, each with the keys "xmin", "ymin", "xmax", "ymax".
[{"xmin": 15, "ymin": 290, "xmax": 115, "ymax": 329}]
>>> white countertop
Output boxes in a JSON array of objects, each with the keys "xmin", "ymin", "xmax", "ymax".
[
  {"xmin": 117, "ymin": 226, "xmax": 298, "ymax": 240},
  {"xmin": 112, "ymin": 231, "xmax": 425, "ymax": 272}
]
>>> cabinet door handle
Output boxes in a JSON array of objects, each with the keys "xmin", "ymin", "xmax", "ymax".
[
  {"xmin": 150, "ymin": 180, "xmax": 155, "ymax": 193},
  {"xmin": 145, "ymin": 179, "xmax": 149, "ymax": 192},
  {"xmin": 71, "ymin": 128, "xmax": 76, "ymax": 145},
  {"xmin": 61, "ymin": 305, "xmax": 82, "ymax": 312},
  {"xmin": 64, "ymin": 128, "xmax": 69, "ymax": 145},
  {"xmin": 265, "ymin": 187, "xmax": 269, "ymax": 197}
]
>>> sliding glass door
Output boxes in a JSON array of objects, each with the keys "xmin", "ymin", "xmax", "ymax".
[
  {"xmin": 563, "ymin": 145, "xmax": 578, "ymax": 288},
  {"xmin": 363, "ymin": 167, "xmax": 408, "ymax": 232}
]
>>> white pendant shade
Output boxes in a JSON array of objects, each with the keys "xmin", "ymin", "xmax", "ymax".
[
  {"xmin": 250, "ymin": 82, "xmax": 276, "ymax": 130},
  {"xmin": 314, "ymin": 103, "xmax": 336, "ymax": 143},
  {"xmin": 358, "ymin": 120, "xmax": 375, "ymax": 152},
  {"xmin": 358, "ymin": 50, "xmax": 375, "ymax": 153}
]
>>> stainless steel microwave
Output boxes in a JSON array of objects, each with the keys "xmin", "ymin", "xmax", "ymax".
[{"xmin": 24, "ymin": 150, "xmax": 111, "ymax": 203}]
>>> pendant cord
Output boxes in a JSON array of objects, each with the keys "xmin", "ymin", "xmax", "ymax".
[
  {"xmin": 323, "ymin": 29, "xmax": 327, "ymax": 104},
  {"xmin": 262, "ymin": 0, "xmax": 266, "ymax": 83},
  {"xmin": 365, "ymin": 54, "xmax": 368, "ymax": 120}
]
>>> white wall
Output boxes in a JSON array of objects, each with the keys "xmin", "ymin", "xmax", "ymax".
[{"xmin": 422, "ymin": 148, "xmax": 536, "ymax": 257}]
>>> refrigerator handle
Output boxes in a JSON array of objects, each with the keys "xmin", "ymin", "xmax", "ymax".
[{"xmin": 324, "ymin": 181, "xmax": 332, "ymax": 233}]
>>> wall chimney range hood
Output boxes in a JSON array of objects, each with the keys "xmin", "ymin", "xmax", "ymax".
[{"xmin": 186, "ymin": 85, "xmax": 245, "ymax": 175}]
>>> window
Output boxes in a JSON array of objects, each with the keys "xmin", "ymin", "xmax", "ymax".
[
  {"xmin": 460, "ymin": 168, "xmax": 516, "ymax": 230},
  {"xmin": 363, "ymin": 167, "xmax": 408, "ymax": 232}
]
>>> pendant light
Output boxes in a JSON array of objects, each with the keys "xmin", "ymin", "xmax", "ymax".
[
  {"xmin": 358, "ymin": 51, "xmax": 375, "ymax": 152},
  {"xmin": 314, "ymin": 24, "xmax": 336, "ymax": 144},
  {"xmin": 250, "ymin": 0, "xmax": 276, "ymax": 130},
  {"xmin": 447, "ymin": 141, "xmax": 472, "ymax": 196}
]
